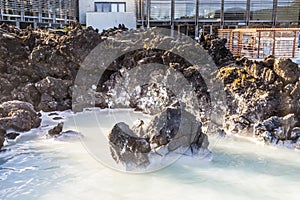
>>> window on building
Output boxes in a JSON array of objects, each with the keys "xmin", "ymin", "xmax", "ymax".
[{"xmin": 95, "ymin": 2, "xmax": 126, "ymax": 12}]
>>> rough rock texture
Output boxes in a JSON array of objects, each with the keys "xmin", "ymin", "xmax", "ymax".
[
  {"xmin": 108, "ymin": 104, "xmax": 209, "ymax": 170},
  {"xmin": 54, "ymin": 130, "xmax": 83, "ymax": 141},
  {"xmin": 254, "ymin": 114, "xmax": 300, "ymax": 148},
  {"xmin": 0, "ymin": 24, "xmax": 214, "ymax": 119},
  {"xmin": 219, "ymin": 55, "xmax": 300, "ymax": 148},
  {"xmin": 48, "ymin": 122, "xmax": 64, "ymax": 136},
  {"xmin": 206, "ymin": 37, "xmax": 235, "ymax": 67},
  {"xmin": 5, "ymin": 132, "xmax": 20, "ymax": 140},
  {"xmin": 0, "ymin": 23, "xmax": 103, "ymax": 112},
  {"xmin": 109, "ymin": 122, "xmax": 151, "ymax": 168},
  {"xmin": 2, "ymin": 23, "xmax": 300, "ymax": 151},
  {"xmin": 0, "ymin": 129, "xmax": 5, "ymax": 150},
  {"xmin": 0, "ymin": 101, "xmax": 41, "ymax": 131}
]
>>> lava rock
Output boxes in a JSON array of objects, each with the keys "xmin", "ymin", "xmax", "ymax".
[
  {"xmin": 290, "ymin": 127, "xmax": 300, "ymax": 140},
  {"xmin": 6, "ymin": 132, "xmax": 20, "ymax": 140},
  {"xmin": 0, "ymin": 101, "xmax": 41, "ymax": 131},
  {"xmin": 208, "ymin": 37, "xmax": 235, "ymax": 67},
  {"xmin": 0, "ymin": 129, "xmax": 5, "ymax": 150},
  {"xmin": 54, "ymin": 130, "xmax": 83, "ymax": 141},
  {"xmin": 109, "ymin": 122, "xmax": 151, "ymax": 169},
  {"xmin": 35, "ymin": 76, "xmax": 72, "ymax": 111},
  {"xmin": 108, "ymin": 105, "xmax": 209, "ymax": 170},
  {"xmin": 255, "ymin": 114, "xmax": 299, "ymax": 144},
  {"xmin": 48, "ymin": 122, "xmax": 64, "ymax": 136},
  {"xmin": 273, "ymin": 58, "xmax": 300, "ymax": 84}
]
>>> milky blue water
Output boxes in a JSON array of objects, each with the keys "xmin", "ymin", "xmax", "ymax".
[{"xmin": 1, "ymin": 109, "xmax": 300, "ymax": 200}]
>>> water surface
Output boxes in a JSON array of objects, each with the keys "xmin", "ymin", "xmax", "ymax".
[{"xmin": 1, "ymin": 109, "xmax": 300, "ymax": 200}]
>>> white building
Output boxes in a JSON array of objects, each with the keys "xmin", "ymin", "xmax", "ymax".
[{"xmin": 78, "ymin": 0, "xmax": 137, "ymax": 31}]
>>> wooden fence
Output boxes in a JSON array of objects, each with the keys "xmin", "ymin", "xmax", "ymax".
[{"xmin": 218, "ymin": 28, "xmax": 300, "ymax": 58}]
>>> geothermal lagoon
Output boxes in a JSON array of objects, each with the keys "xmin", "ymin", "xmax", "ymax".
[{"xmin": 1, "ymin": 109, "xmax": 300, "ymax": 200}]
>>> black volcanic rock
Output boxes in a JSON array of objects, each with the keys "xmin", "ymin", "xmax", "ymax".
[
  {"xmin": 108, "ymin": 105, "xmax": 209, "ymax": 170},
  {"xmin": 0, "ymin": 101, "xmax": 41, "ymax": 131},
  {"xmin": 0, "ymin": 23, "xmax": 103, "ymax": 112},
  {"xmin": 204, "ymin": 36, "xmax": 235, "ymax": 67},
  {"xmin": 6, "ymin": 132, "xmax": 20, "ymax": 140},
  {"xmin": 48, "ymin": 122, "xmax": 64, "ymax": 136},
  {"xmin": 219, "ymin": 54, "xmax": 300, "ymax": 148},
  {"xmin": 0, "ymin": 129, "xmax": 5, "ymax": 150},
  {"xmin": 273, "ymin": 58, "xmax": 300, "ymax": 84},
  {"xmin": 109, "ymin": 122, "xmax": 151, "ymax": 169},
  {"xmin": 254, "ymin": 114, "xmax": 300, "ymax": 148}
]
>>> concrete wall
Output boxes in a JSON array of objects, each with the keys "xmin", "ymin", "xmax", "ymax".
[
  {"xmin": 86, "ymin": 12, "xmax": 136, "ymax": 31},
  {"xmin": 79, "ymin": 0, "xmax": 136, "ymax": 25}
]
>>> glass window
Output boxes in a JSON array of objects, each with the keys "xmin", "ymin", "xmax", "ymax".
[
  {"xmin": 199, "ymin": 0, "xmax": 222, "ymax": 20},
  {"xmin": 277, "ymin": 0, "xmax": 300, "ymax": 21},
  {"xmin": 250, "ymin": 0, "xmax": 273, "ymax": 21},
  {"xmin": 95, "ymin": 2, "xmax": 126, "ymax": 13},
  {"xmin": 95, "ymin": 3, "xmax": 103, "ymax": 12},
  {"xmin": 111, "ymin": 4, "xmax": 118, "ymax": 12},
  {"xmin": 150, "ymin": 0, "xmax": 171, "ymax": 20},
  {"xmin": 224, "ymin": 0, "xmax": 247, "ymax": 21},
  {"xmin": 174, "ymin": 0, "xmax": 196, "ymax": 20},
  {"xmin": 103, "ymin": 3, "xmax": 111, "ymax": 12},
  {"xmin": 119, "ymin": 4, "xmax": 125, "ymax": 12}
]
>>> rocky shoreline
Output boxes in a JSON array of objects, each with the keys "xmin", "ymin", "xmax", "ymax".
[{"xmin": 1, "ymin": 23, "xmax": 300, "ymax": 159}]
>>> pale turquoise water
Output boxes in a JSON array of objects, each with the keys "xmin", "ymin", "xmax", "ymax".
[{"xmin": 1, "ymin": 109, "xmax": 300, "ymax": 200}]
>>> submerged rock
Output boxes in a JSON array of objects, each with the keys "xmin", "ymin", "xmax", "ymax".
[
  {"xmin": 54, "ymin": 130, "xmax": 83, "ymax": 141},
  {"xmin": 48, "ymin": 122, "xmax": 64, "ymax": 136},
  {"xmin": 6, "ymin": 132, "xmax": 20, "ymax": 140}
]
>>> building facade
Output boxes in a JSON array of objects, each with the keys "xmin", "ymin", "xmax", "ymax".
[
  {"xmin": 0, "ymin": 0, "xmax": 77, "ymax": 28},
  {"xmin": 137, "ymin": 0, "xmax": 300, "ymax": 37},
  {"xmin": 78, "ymin": 0, "xmax": 136, "ymax": 31},
  {"xmin": 79, "ymin": 0, "xmax": 300, "ymax": 37}
]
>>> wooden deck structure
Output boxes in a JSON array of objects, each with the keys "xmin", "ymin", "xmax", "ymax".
[{"xmin": 218, "ymin": 28, "xmax": 300, "ymax": 58}]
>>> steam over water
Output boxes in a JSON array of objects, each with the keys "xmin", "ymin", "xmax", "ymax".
[{"xmin": 1, "ymin": 109, "xmax": 300, "ymax": 200}]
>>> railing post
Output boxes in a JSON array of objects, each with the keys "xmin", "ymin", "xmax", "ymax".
[
  {"xmin": 272, "ymin": 0, "xmax": 278, "ymax": 27},
  {"xmin": 195, "ymin": 0, "xmax": 199, "ymax": 39},
  {"xmin": 220, "ymin": 0, "xmax": 224, "ymax": 28},
  {"xmin": 171, "ymin": 0, "xmax": 175, "ymax": 36},
  {"xmin": 272, "ymin": 30, "xmax": 276, "ymax": 56},
  {"xmin": 293, "ymin": 31, "xmax": 297, "ymax": 57},
  {"xmin": 146, "ymin": 0, "xmax": 150, "ymax": 28},
  {"xmin": 246, "ymin": 0, "xmax": 251, "ymax": 27},
  {"xmin": 257, "ymin": 31, "xmax": 261, "ymax": 58}
]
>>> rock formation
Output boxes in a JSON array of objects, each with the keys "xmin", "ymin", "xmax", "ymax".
[
  {"xmin": 109, "ymin": 103, "xmax": 210, "ymax": 170},
  {"xmin": 219, "ymin": 56, "xmax": 300, "ymax": 148},
  {"xmin": 0, "ymin": 23, "xmax": 103, "ymax": 112},
  {"xmin": 0, "ymin": 101, "xmax": 41, "ymax": 131},
  {"xmin": 1, "ymin": 22, "xmax": 300, "ymax": 152},
  {"xmin": 0, "ymin": 100, "xmax": 41, "ymax": 150},
  {"xmin": 48, "ymin": 122, "xmax": 64, "ymax": 136}
]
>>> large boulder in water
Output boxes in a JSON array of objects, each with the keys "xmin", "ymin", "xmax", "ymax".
[
  {"xmin": 109, "ymin": 122, "xmax": 151, "ymax": 169},
  {"xmin": 0, "ymin": 101, "xmax": 41, "ymax": 131},
  {"xmin": 254, "ymin": 114, "xmax": 300, "ymax": 148},
  {"xmin": 108, "ymin": 104, "xmax": 209, "ymax": 170}
]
